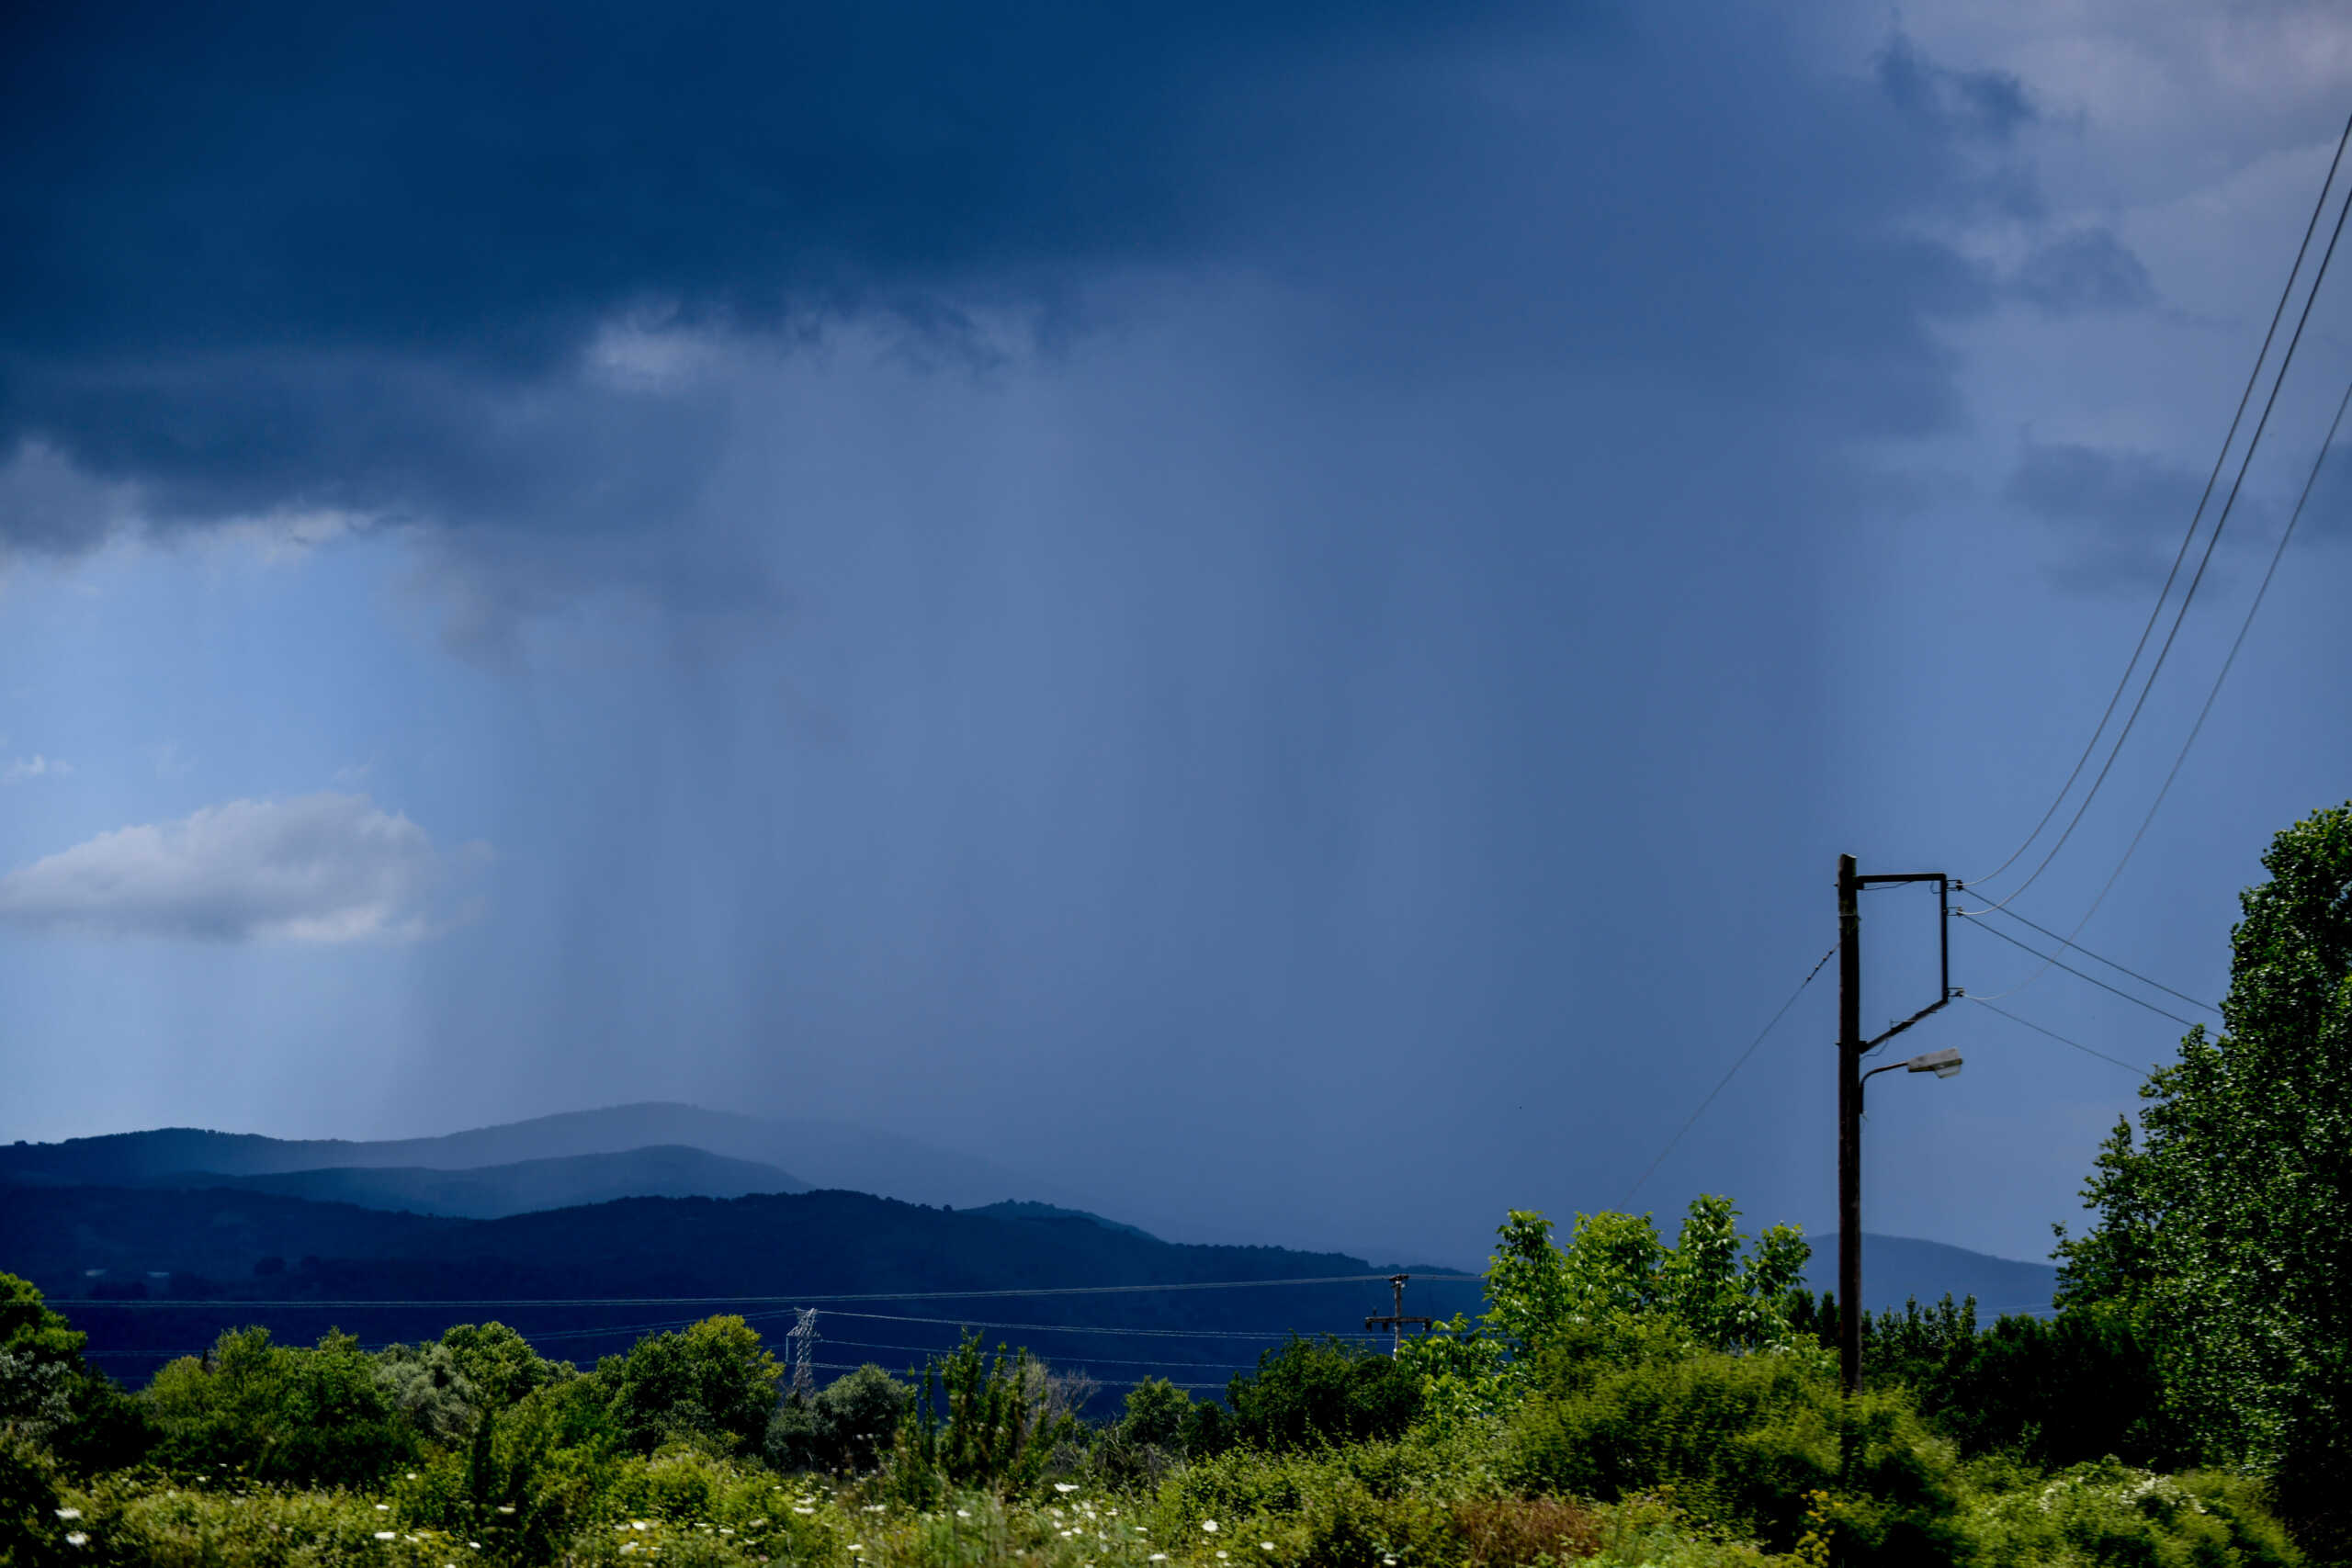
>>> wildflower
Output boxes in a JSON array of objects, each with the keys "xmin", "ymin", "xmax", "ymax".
[
  {"xmin": 794, "ymin": 1506, "xmax": 817, "ymax": 1516},
  {"xmin": 1054, "ymin": 1483, "xmax": 1080, "ymax": 1494},
  {"xmin": 1202, "ymin": 1520, "xmax": 1220, "ymax": 1534},
  {"xmin": 1149, "ymin": 1556, "xmax": 1169, "ymax": 1562},
  {"xmin": 848, "ymin": 1545, "xmax": 865, "ymax": 1554},
  {"xmin": 1216, "ymin": 1553, "xmax": 1229, "ymax": 1561},
  {"xmin": 377, "ymin": 1505, "xmax": 392, "ymax": 1513},
  {"xmin": 54, "ymin": 1509, "xmax": 82, "ymax": 1521},
  {"xmin": 1261, "ymin": 1545, "xmax": 1275, "ymax": 1553},
  {"xmin": 407, "ymin": 1472, "xmax": 420, "ymax": 1481},
  {"xmin": 622, "ymin": 1545, "xmax": 639, "ymax": 1557},
  {"xmin": 496, "ymin": 1506, "xmax": 515, "ymax": 1515},
  {"xmin": 865, "ymin": 1505, "xmax": 887, "ymax": 1513},
  {"xmin": 376, "ymin": 1530, "xmax": 398, "ymax": 1540},
  {"xmin": 956, "ymin": 1509, "xmax": 971, "ymax": 1519},
  {"xmin": 66, "ymin": 1533, "xmax": 89, "ymax": 1548}
]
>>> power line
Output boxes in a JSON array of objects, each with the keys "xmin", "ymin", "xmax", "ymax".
[
  {"xmin": 1973, "ymin": 167, "xmax": 2352, "ymax": 917},
  {"xmin": 55, "ymin": 1272, "xmax": 1471, "ymax": 1311},
  {"xmin": 1956, "ymin": 914, "xmax": 2201, "ymax": 1027},
  {"xmin": 1620, "ymin": 945, "xmax": 1837, "ymax": 1208},
  {"xmin": 2041, "ymin": 376, "xmax": 2352, "ymax": 953},
  {"xmin": 1967, "ymin": 107, "xmax": 2352, "ymax": 896},
  {"xmin": 1963, "ymin": 905, "xmax": 2219, "ymax": 1015},
  {"xmin": 1966, "ymin": 997, "xmax": 2150, "ymax": 1075}
]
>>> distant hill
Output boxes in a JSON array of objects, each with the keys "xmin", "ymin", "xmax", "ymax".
[
  {"xmin": 0, "ymin": 1182, "xmax": 1485, "ymax": 1396},
  {"xmin": 966, "ymin": 1201, "xmax": 1159, "ymax": 1241},
  {"xmin": 135, "ymin": 1145, "xmax": 808, "ymax": 1218},
  {"xmin": 1805, "ymin": 1234, "xmax": 2058, "ymax": 1318},
  {"xmin": 0, "ymin": 1103, "xmax": 1053, "ymax": 1212}
]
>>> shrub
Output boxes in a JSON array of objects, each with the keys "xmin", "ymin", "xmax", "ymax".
[
  {"xmin": 1962, "ymin": 1457, "xmax": 2302, "ymax": 1567},
  {"xmin": 595, "ymin": 1316, "xmax": 782, "ymax": 1457},
  {"xmin": 1454, "ymin": 1496, "xmax": 1601, "ymax": 1564},
  {"xmin": 144, "ymin": 1327, "xmax": 418, "ymax": 1490},
  {"xmin": 1226, "ymin": 1337, "xmax": 1422, "ymax": 1451},
  {"xmin": 1506, "ymin": 1349, "xmax": 1966, "ymax": 1566},
  {"xmin": 765, "ymin": 1364, "xmax": 913, "ymax": 1475}
]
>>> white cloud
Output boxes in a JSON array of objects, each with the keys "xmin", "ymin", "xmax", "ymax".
[
  {"xmin": 2, "ymin": 754, "xmax": 73, "ymax": 784},
  {"xmin": 0, "ymin": 793, "xmax": 486, "ymax": 942}
]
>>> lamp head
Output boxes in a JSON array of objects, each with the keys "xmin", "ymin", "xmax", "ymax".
[{"xmin": 1905, "ymin": 1046, "xmax": 1962, "ymax": 1078}]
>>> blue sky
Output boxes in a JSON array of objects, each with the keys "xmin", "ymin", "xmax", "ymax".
[{"xmin": 3, "ymin": 0, "xmax": 2349, "ymax": 1268}]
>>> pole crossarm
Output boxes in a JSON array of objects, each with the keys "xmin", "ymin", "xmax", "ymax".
[{"xmin": 1863, "ymin": 996, "xmax": 1951, "ymax": 1053}]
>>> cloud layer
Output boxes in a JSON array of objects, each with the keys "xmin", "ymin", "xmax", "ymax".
[{"xmin": 0, "ymin": 794, "xmax": 481, "ymax": 942}]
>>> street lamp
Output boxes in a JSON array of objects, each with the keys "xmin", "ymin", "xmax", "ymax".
[{"xmin": 1862, "ymin": 1046, "xmax": 1963, "ymax": 1100}]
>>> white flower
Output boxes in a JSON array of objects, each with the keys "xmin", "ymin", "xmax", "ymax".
[
  {"xmin": 1202, "ymin": 1520, "xmax": 1220, "ymax": 1533},
  {"xmin": 1261, "ymin": 1544, "xmax": 1276, "ymax": 1553},
  {"xmin": 1217, "ymin": 1553, "xmax": 1229, "ymax": 1561},
  {"xmin": 621, "ymin": 1545, "xmax": 639, "ymax": 1557},
  {"xmin": 956, "ymin": 1509, "xmax": 971, "ymax": 1519},
  {"xmin": 376, "ymin": 1504, "xmax": 391, "ymax": 1512},
  {"xmin": 793, "ymin": 1506, "xmax": 816, "ymax": 1516},
  {"xmin": 66, "ymin": 1533, "xmax": 89, "ymax": 1548},
  {"xmin": 1150, "ymin": 1556, "xmax": 1169, "ymax": 1562},
  {"xmin": 406, "ymin": 1472, "xmax": 419, "ymax": 1481},
  {"xmin": 375, "ymin": 1530, "xmax": 397, "ymax": 1540},
  {"xmin": 54, "ymin": 1509, "xmax": 82, "ymax": 1521},
  {"xmin": 848, "ymin": 1545, "xmax": 865, "ymax": 1554},
  {"xmin": 1054, "ymin": 1483, "xmax": 1079, "ymax": 1494},
  {"xmin": 865, "ymin": 1505, "xmax": 886, "ymax": 1513},
  {"xmin": 632, "ymin": 1520, "xmax": 650, "ymax": 1530},
  {"xmin": 496, "ymin": 1506, "xmax": 515, "ymax": 1515}
]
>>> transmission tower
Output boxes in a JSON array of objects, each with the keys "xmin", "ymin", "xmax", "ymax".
[{"xmin": 788, "ymin": 1308, "xmax": 819, "ymax": 1397}]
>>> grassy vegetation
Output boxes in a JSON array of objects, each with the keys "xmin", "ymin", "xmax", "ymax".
[{"xmin": 0, "ymin": 1192, "xmax": 2317, "ymax": 1566}]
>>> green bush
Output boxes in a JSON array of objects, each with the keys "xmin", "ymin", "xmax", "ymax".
[
  {"xmin": 1962, "ymin": 1457, "xmax": 2302, "ymax": 1567},
  {"xmin": 594, "ymin": 1316, "xmax": 782, "ymax": 1458},
  {"xmin": 1506, "ymin": 1348, "xmax": 1966, "ymax": 1565},
  {"xmin": 144, "ymin": 1327, "xmax": 419, "ymax": 1490},
  {"xmin": 1226, "ymin": 1336, "xmax": 1422, "ymax": 1451},
  {"xmin": 766, "ymin": 1364, "xmax": 913, "ymax": 1475}
]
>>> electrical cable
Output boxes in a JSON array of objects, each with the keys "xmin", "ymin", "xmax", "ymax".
[
  {"xmin": 1967, "ymin": 107, "xmax": 2352, "ymax": 894},
  {"xmin": 1956, "ymin": 916, "xmax": 2201, "ymax": 1027},
  {"xmin": 1962, "ymin": 905, "xmax": 2218, "ymax": 1015},
  {"xmin": 1977, "ymin": 367, "xmax": 2352, "ymax": 1001},
  {"xmin": 1620, "ymin": 945, "xmax": 1837, "ymax": 1208},
  {"xmin": 1966, "ymin": 997, "xmax": 2150, "ymax": 1075},
  {"xmin": 55, "ymin": 1271, "xmax": 1473, "ymax": 1310},
  {"xmin": 1972, "ymin": 163, "xmax": 2352, "ymax": 917}
]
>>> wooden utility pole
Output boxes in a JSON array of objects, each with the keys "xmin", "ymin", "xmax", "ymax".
[
  {"xmin": 1364, "ymin": 1274, "xmax": 1431, "ymax": 1358},
  {"xmin": 1834, "ymin": 857, "xmax": 1954, "ymax": 1395},
  {"xmin": 1837, "ymin": 855, "xmax": 1863, "ymax": 1395}
]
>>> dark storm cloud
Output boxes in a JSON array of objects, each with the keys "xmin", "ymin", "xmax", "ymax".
[
  {"xmin": 2006, "ymin": 438, "xmax": 2218, "ymax": 588},
  {"xmin": 2010, "ymin": 230, "xmax": 2158, "ymax": 313},
  {"xmin": 0, "ymin": 6, "xmax": 2048, "ymax": 558}
]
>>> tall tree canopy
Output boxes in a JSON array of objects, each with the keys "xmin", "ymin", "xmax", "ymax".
[{"xmin": 2058, "ymin": 802, "xmax": 2352, "ymax": 1533}]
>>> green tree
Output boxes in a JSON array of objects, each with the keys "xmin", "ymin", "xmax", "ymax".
[
  {"xmin": 2057, "ymin": 803, "xmax": 2352, "ymax": 1541},
  {"xmin": 596, "ymin": 1314, "xmax": 781, "ymax": 1456},
  {"xmin": 1226, "ymin": 1336, "xmax": 1421, "ymax": 1450},
  {"xmin": 763, "ymin": 1363, "xmax": 911, "ymax": 1473},
  {"xmin": 144, "ymin": 1326, "xmax": 416, "ymax": 1487}
]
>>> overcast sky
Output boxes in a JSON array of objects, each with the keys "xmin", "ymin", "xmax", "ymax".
[{"xmin": 4, "ymin": 0, "xmax": 2349, "ymax": 1268}]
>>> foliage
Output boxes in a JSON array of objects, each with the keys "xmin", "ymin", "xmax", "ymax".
[
  {"xmin": 594, "ymin": 1315, "xmax": 782, "ymax": 1457},
  {"xmin": 1408, "ymin": 1197, "xmax": 1816, "ymax": 1427},
  {"xmin": 889, "ymin": 1334, "xmax": 1083, "ymax": 1502},
  {"xmin": 767, "ymin": 1363, "xmax": 914, "ymax": 1474},
  {"xmin": 1961, "ymin": 1457, "xmax": 2302, "ymax": 1568},
  {"xmin": 144, "ymin": 1326, "xmax": 418, "ymax": 1489},
  {"xmin": 1506, "ymin": 1347, "xmax": 1968, "ymax": 1565},
  {"xmin": 2055, "ymin": 802, "xmax": 2352, "ymax": 1544},
  {"xmin": 1224, "ymin": 1336, "xmax": 1423, "ymax": 1451}
]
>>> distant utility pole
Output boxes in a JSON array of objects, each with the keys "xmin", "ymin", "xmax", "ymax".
[
  {"xmin": 1364, "ymin": 1273, "xmax": 1432, "ymax": 1359},
  {"xmin": 1836, "ymin": 855, "xmax": 1954, "ymax": 1394},
  {"xmin": 788, "ymin": 1308, "xmax": 819, "ymax": 1398}
]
